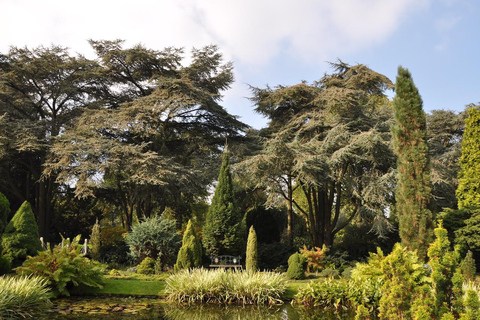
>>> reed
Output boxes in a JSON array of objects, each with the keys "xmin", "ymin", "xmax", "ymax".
[
  {"xmin": 0, "ymin": 275, "xmax": 52, "ymax": 319},
  {"xmin": 165, "ymin": 268, "xmax": 286, "ymax": 304}
]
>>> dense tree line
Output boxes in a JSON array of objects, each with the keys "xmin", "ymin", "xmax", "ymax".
[{"xmin": 0, "ymin": 41, "xmax": 476, "ymax": 264}]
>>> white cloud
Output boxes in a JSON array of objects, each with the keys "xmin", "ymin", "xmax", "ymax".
[
  {"xmin": 1, "ymin": 0, "xmax": 429, "ymax": 64},
  {"xmin": 0, "ymin": 0, "xmax": 431, "ymax": 128}
]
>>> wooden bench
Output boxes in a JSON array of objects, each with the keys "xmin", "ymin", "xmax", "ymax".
[{"xmin": 209, "ymin": 255, "xmax": 243, "ymax": 269}]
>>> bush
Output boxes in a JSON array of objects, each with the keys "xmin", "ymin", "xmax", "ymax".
[
  {"xmin": 174, "ymin": 219, "xmax": 202, "ymax": 272},
  {"xmin": 1, "ymin": 201, "xmax": 42, "ymax": 268},
  {"xmin": 246, "ymin": 226, "xmax": 258, "ymax": 272},
  {"xmin": 287, "ymin": 252, "xmax": 306, "ymax": 280},
  {"xmin": 166, "ymin": 268, "xmax": 286, "ymax": 304},
  {"xmin": 0, "ymin": 254, "xmax": 11, "ymax": 276},
  {"xmin": 137, "ymin": 257, "xmax": 156, "ymax": 275},
  {"xmin": 99, "ymin": 240, "xmax": 130, "ymax": 267},
  {"xmin": 125, "ymin": 215, "xmax": 181, "ymax": 269},
  {"xmin": 0, "ymin": 275, "xmax": 52, "ymax": 319},
  {"xmin": 294, "ymin": 277, "xmax": 381, "ymax": 311},
  {"xmin": 16, "ymin": 235, "xmax": 106, "ymax": 297},
  {"xmin": 258, "ymin": 242, "xmax": 294, "ymax": 270},
  {"xmin": 0, "ymin": 191, "xmax": 9, "ymax": 234}
]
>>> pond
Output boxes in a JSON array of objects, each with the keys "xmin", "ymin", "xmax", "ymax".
[{"xmin": 33, "ymin": 297, "xmax": 356, "ymax": 320}]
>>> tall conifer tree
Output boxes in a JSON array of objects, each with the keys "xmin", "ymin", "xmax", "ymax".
[
  {"xmin": 202, "ymin": 151, "xmax": 243, "ymax": 256},
  {"xmin": 392, "ymin": 66, "xmax": 433, "ymax": 261},
  {"xmin": 456, "ymin": 107, "xmax": 480, "ymax": 209}
]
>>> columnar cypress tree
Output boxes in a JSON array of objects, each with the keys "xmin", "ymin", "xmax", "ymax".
[
  {"xmin": 174, "ymin": 219, "xmax": 202, "ymax": 271},
  {"xmin": 1, "ymin": 201, "xmax": 42, "ymax": 267},
  {"xmin": 392, "ymin": 66, "xmax": 433, "ymax": 261},
  {"xmin": 202, "ymin": 152, "xmax": 243, "ymax": 256},
  {"xmin": 246, "ymin": 226, "xmax": 258, "ymax": 272},
  {"xmin": 456, "ymin": 107, "xmax": 480, "ymax": 209}
]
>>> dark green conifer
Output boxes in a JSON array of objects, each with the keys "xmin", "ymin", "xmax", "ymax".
[
  {"xmin": 174, "ymin": 219, "xmax": 202, "ymax": 271},
  {"xmin": 202, "ymin": 152, "xmax": 243, "ymax": 255},
  {"xmin": 1, "ymin": 201, "xmax": 42, "ymax": 267},
  {"xmin": 0, "ymin": 192, "xmax": 9, "ymax": 234},
  {"xmin": 246, "ymin": 226, "xmax": 258, "ymax": 272},
  {"xmin": 456, "ymin": 107, "xmax": 480, "ymax": 209},
  {"xmin": 392, "ymin": 66, "xmax": 433, "ymax": 261}
]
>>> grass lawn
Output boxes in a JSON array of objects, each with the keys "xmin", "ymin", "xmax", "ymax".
[{"xmin": 71, "ymin": 278, "xmax": 166, "ymax": 296}]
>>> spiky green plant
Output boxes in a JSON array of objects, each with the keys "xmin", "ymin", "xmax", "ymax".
[
  {"xmin": 166, "ymin": 268, "xmax": 286, "ymax": 304},
  {"xmin": 0, "ymin": 275, "xmax": 52, "ymax": 319}
]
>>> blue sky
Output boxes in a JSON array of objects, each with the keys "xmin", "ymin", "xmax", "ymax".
[{"xmin": 1, "ymin": 0, "xmax": 478, "ymax": 129}]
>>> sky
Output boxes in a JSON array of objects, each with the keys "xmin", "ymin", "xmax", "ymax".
[{"xmin": 1, "ymin": 0, "xmax": 479, "ymax": 129}]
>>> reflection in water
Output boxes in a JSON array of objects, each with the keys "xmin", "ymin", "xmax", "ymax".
[
  {"xmin": 164, "ymin": 304, "xmax": 354, "ymax": 320},
  {"xmin": 34, "ymin": 297, "xmax": 356, "ymax": 320}
]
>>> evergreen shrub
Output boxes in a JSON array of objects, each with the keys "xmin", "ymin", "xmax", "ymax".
[
  {"xmin": 286, "ymin": 252, "xmax": 306, "ymax": 280},
  {"xmin": 174, "ymin": 219, "xmax": 202, "ymax": 272},
  {"xmin": 137, "ymin": 257, "xmax": 156, "ymax": 275},
  {"xmin": 1, "ymin": 201, "xmax": 42, "ymax": 268},
  {"xmin": 246, "ymin": 226, "xmax": 258, "ymax": 272},
  {"xmin": 0, "ymin": 191, "xmax": 9, "ymax": 234},
  {"xmin": 0, "ymin": 255, "xmax": 11, "ymax": 275},
  {"xmin": 89, "ymin": 219, "xmax": 101, "ymax": 260},
  {"xmin": 125, "ymin": 215, "xmax": 181, "ymax": 268}
]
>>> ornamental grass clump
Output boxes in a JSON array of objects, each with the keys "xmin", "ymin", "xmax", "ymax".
[
  {"xmin": 166, "ymin": 268, "xmax": 286, "ymax": 304},
  {"xmin": 0, "ymin": 275, "xmax": 52, "ymax": 319}
]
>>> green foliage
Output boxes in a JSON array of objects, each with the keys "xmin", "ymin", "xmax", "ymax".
[
  {"xmin": 125, "ymin": 215, "xmax": 181, "ymax": 268},
  {"xmin": 202, "ymin": 152, "xmax": 244, "ymax": 256},
  {"xmin": 456, "ymin": 107, "xmax": 480, "ymax": 209},
  {"xmin": 286, "ymin": 252, "xmax": 307, "ymax": 280},
  {"xmin": 461, "ymin": 250, "xmax": 476, "ymax": 281},
  {"xmin": 257, "ymin": 242, "xmax": 294, "ymax": 270},
  {"xmin": 355, "ymin": 304, "xmax": 370, "ymax": 320},
  {"xmin": 137, "ymin": 257, "xmax": 156, "ymax": 275},
  {"xmin": 460, "ymin": 288, "xmax": 480, "ymax": 320},
  {"xmin": 300, "ymin": 245, "xmax": 327, "ymax": 273},
  {"xmin": 427, "ymin": 222, "xmax": 461, "ymax": 316},
  {"xmin": 1, "ymin": 201, "xmax": 42, "ymax": 267},
  {"xmin": 246, "ymin": 226, "xmax": 258, "ymax": 272},
  {"xmin": 0, "ymin": 191, "xmax": 9, "ymax": 234},
  {"xmin": 90, "ymin": 218, "xmax": 101, "ymax": 261},
  {"xmin": 241, "ymin": 63, "xmax": 395, "ymax": 248},
  {"xmin": 166, "ymin": 268, "xmax": 286, "ymax": 304},
  {"xmin": 392, "ymin": 66, "xmax": 433, "ymax": 262},
  {"xmin": 174, "ymin": 219, "xmax": 202, "ymax": 272},
  {"xmin": 378, "ymin": 243, "xmax": 430, "ymax": 320},
  {"xmin": 454, "ymin": 208, "xmax": 480, "ymax": 265},
  {"xmin": 16, "ymin": 235, "xmax": 106, "ymax": 297},
  {"xmin": 245, "ymin": 206, "xmax": 282, "ymax": 244},
  {"xmin": 294, "ymin": 277, "xmax": 382, "ymax": 312},
  {"xmin": 0, "ymin": 275, "xmax": 52, "ymax": 319},
  {"xmin": 0, "ymin": 254, "xmax": 11, "ymax": 275}
]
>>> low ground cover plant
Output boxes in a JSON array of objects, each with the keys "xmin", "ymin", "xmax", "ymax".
[
  {"xmin": 0, "ymin": 275, "xmax": 52, "ymax": 319},
  {"xmin": 165, "ymin": 268, "xmax": 286, "ymax": 304}
]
